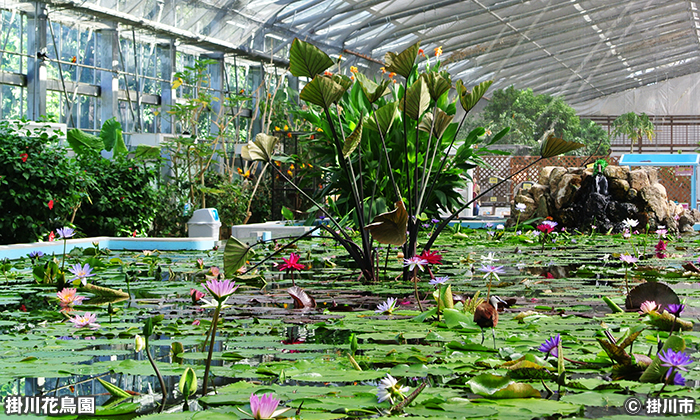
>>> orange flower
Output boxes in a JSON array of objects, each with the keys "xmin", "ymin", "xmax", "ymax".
[
  {"xmin": 324, "ymin": 71, "xmax": 333, "ymax": 76},
  {"xmin": 287, "ymin": 132, "xmax": 292, "ymax": 138},
  {"xmin": 388, "ymin": 72, "xmax": 396, "ymax": 78},
  {"xmin": 290, "ymin": 164, "xmax": 295, "ymax": 170},
  {"xmin": 380, "ymin": 67, "xmax": 386, "ymax": 74},
  {"xmin": 316, "ymin": 127, "xmax": 323, "ymax": 132},
  {"xmin": 350, "ymin": 75, "xmax": 355, "ymax": 81},
  {"xmin": 418, "ymin": 48, "xmax": 425, "ymax": 57},
  {"xmin": 287, "ymin": 169, "xmax": 293, "ymax": 177},
  {"xmin": 350, "ymin": 66, "xmax": 358, "ymax": 73},
  {"xmin": 434, "ymin": 46, "xmax": 443, "ymax": 57}
]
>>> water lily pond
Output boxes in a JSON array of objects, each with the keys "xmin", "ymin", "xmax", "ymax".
[{"xmin": 3, "ymin": 227, "xmax": 700, "ymax": 419}]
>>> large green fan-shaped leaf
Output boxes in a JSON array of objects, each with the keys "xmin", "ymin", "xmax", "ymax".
[
  {"xmin": 299, "ymin": 75, "xmax": 346, "ymax": 109},
  {"xmin": 384, "ymin": 41, "xmax": 420, "ymax": 78},
  {"xmin": 289, "ymin": 38, "xmax": 334, "ymax": 78},
  {"xmin": 399, "ymin": 77, "xmax": 430, "ymax": 120},
  {"xmin": 356, "ymin": 73, "xmax": 391, "ymax": 104},
  {"xmin": 100, "ymin": 117, "xmax": 125, "ymax": 155},
  {"xmin": 364, "ymin": 102, "xmax": 397, "ymax": 137},
  {"xmin": 67, "ymin": 128, "xmax": 104, "ymax": 155},
  {"xmin": 242, "ymin": 133, "xmax": 278, "ymax": 162},
  {"xmin": 223, "ymin": 236, "xmax": 254, "ymax": 277},
  {"xmin": 456, "ymin": 79, "xmax": 493, "ymax": 114},
  {"xmin": 421, "ymin": 71, "xmax": 451, "ymax": 101},
  {"xmin": 363, "ymin": 201, "xmax": 408, "ymax": 245},
  {"xmin": 342, "ymin": 116, "xmax": 363, "ymax": 158},
  {"xmin": 418, "ymin": 108, "xmax": 453, "ymax": 139},
  {"xmin": 540, "ymin": 134, "xmax": 584, "ymax": 158}
]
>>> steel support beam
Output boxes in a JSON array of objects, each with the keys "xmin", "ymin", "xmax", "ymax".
[
  {"xmin": 159, "ymin": 40, "xmax": 175, "ymax": 134},
  {"xmin": 97, "ymin": 23, "xmax": 119, "ymax": 128},
  {"xmin": 26, "ymin": 2, "xmax": 47, "ymax": 121},
  {"xmin": 205, "ymin": 52, "xmax": 225, "ymax": 136}
]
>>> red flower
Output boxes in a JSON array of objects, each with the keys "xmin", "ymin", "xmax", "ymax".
[
  {"xmin": 48, "ymin": 231, "xmax": 55, "ymax": 242},
  {"xmin": 279, "ymin": 253, "xmax": 305, "ymax": 272},
  {"xmin": 48, "ymin": 199, "xmax": 54, "ymax": 210},
  {"xmin": 20, "ymin": 153, "xmax": 28, "ymax": 162},
  {"xmin": 419, "ymin": 250, "xmax": 443, "ymax": 265},
  {"xmin": 132, "ymin": 230, "xmax": 137, "ymax": 237},
  {"xmin": 19, "ymin": 304, "xmax": 27, "ymax": 312}
]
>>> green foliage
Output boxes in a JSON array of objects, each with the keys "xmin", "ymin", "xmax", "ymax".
[
  {"xmin": 0, "ymin": 122, "xmax": 86, "ymax": 244},
  {"xmin": 298, "ymin": 79, "xmax": 470, "ymax": 220},
  {"xmin": 610, "ymin": 112, "xmax": 655, "ymax": 153},
  {"xmin": 206, "ymin": 175, "xmax": 254, "ymax": 229},
  {"xmin": 166, "ymin": 59, "xmax": 252, "ymax": 208},
  {"xmin": 464, "ymin": 86, "xmax": 609, "ymax": 156},
  {"xmin": 0, "ymin": 118, "xmax": 163, "ymax": 243},
  {"xmin": 73, "ymin": 152, "xmax": 159, "ymax": 238},
  {"xmin": 150, "ymin": 183, "xmax": 191, "ymax": 237}
]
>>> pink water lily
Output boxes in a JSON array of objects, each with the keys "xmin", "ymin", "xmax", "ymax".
[
  {"xmin": 56, "ymin": 288, "xmax": 87, "ymax": 309},
  {"xmin": 238, "ymin": 393, "xmax": 290, "ymax": 419},
  {"xmin": 190, "ymin": 288, "xmax": 205, "ymax": 303},
  {"xmin": 639, "ymin": 301, "xmax": 659, "ymax": 314},
  {"xmin": 204, "ymin": 278, "xmax": 238, "ymax": 303},
  {"xmin": 69, "ymin": 312, "xmax": 100, "ymax": 330}
]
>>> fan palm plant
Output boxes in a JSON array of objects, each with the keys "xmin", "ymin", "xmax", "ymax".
[{"xmin": 611, "ymin": 112, "xmax": 655, "ymax": 153}]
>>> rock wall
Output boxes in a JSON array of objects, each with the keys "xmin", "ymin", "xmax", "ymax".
[{"xmin": 508, "ymin": 165, "xmax": 700, "ymax": 233}]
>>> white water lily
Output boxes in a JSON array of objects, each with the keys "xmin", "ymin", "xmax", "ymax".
[
  {"xmin": 622, "ymin": 218, "xmax": 639, "ymax": 229},
  {"xmin": 376, "ymin": 374, "xmax": 409, "ymax": 404},
  {"xmin": 376, "ymin": 297, "xmax": 398, "ymax": 315}
]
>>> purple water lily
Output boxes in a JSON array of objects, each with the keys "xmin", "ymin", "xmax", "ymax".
[{"xmin": 538, "ymin": 333, "xmax": 561, "ymax": 358}]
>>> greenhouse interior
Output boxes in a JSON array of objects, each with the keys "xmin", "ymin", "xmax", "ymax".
[{"xmin": 4, "ymin": 0, "xmax": 700, "ymax": 418}]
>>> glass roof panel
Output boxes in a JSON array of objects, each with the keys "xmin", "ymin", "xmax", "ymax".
[{"xmin": 0, "ymin": 0, "xmax": 693, "ymax": 106}]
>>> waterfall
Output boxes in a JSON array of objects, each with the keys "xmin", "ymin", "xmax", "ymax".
[{"xmin": 594, "ymin": 173, "xmax": 608, "ymax": 195}]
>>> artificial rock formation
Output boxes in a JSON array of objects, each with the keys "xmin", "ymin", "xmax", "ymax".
[{"xmin": 508, "ymin": 165, "xmax": 700, "ymax": 233}]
